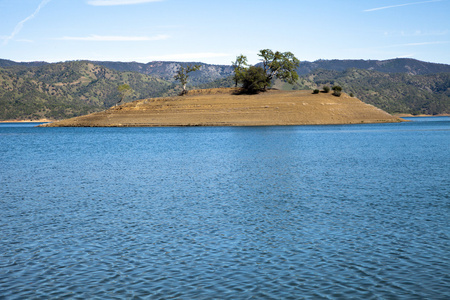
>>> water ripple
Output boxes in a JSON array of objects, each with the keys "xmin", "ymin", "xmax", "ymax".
[{"xmin": 1, "ymin": 120, "xmax": 449, "ymax": 298}]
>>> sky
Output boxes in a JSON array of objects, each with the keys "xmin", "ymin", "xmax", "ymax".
[{"xmin": 0, "ymin": 0, "xmax": 449, "ymax": 65}]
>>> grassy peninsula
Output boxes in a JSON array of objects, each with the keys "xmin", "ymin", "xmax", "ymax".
[{"xmin": 41, "ymin": 88, "xmax": 403, "ymax": 127}]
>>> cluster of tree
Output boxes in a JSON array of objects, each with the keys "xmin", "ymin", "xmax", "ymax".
[
  {"xmin": 312, "ymin": 85, "xmax": 342, "ymax": 96},
  {"xmin": 172, "ymin": 50, "xmax": 300, "ymax": 95},
  {"xmin": 231, "ymin": 50, "xmax": 300, "ymax": 93}
]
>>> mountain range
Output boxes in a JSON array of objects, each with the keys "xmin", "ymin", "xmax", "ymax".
[{"xmin": 0, "ymin": 58, "xmax": 449, "ymax": 120}]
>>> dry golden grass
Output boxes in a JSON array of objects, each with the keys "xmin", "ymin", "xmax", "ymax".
[{"xmin": 42, "ymin": 88, "xmax": 403, "ymax": 127}]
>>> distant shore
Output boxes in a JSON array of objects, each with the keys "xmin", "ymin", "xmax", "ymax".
[
  {"xmin": 0, "ymin": 119, "xmax": 54, "ymax": 123},
  {"xmin": 392, "ymin": 114, "xmax": 449, "ymax": 117}
]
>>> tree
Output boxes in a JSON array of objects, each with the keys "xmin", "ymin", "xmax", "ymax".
[
  {"xmin": 231, "ymin": 55, "xmax": 248, "ymax": 87},
  {"xmin": 258, "ymin": 49, "xmax": 300, "ymax": 89},
  {"xmin": 174, "ymin": 64, "xmax": 201, "ymax": 95},
  {"xmin": 117, "ymin": 84, "xmax": 131, "ymax": 106},
  {"xmin": 241, "ymin": 66, "xmax": 270, "ymax": 93}
]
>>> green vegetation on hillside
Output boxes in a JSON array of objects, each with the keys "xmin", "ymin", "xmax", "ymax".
[
  {"xmin": 295, "ymin": 58, "xmax": 450, "ymax": 76},
  {"xmin": 92, "ymin": 61, "xmax": 234, "ymax": 86},
  {"xmin": 0, "ymin": 61, "xmax": 173, "ymax": 120}
]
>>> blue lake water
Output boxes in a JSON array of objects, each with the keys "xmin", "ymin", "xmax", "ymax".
[{"xmin": 1, "ymin": 117, "xmax": 449, "ymax": 299}]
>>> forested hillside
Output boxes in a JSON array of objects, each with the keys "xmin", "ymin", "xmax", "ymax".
[
  {"xmin": 0, "ymin": 61, "xmax": 173, "ymax": 120},
  {"xmin": 296, "ymin": 58, "xmax": 450, "ymax": 75},
  {"xmin": 0, "ymin": 59, "xmax": 49, "ymax": 68},
  {"xmin": 86, "ymin": 58, "xmax": 450, "ymax": 78},
  {"xmin": 93, "ymin": 61, "xmax": 234, "ymax": 86}
]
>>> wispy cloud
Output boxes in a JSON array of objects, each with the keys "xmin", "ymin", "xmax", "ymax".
[
  {"xmin": 87, "ymin": 0, "xmax": 163, "ymax": 6},
  {"xmin": 377, "ymin": 40, "xmax": 449, "ymax": 48},
  {"xmin": 2, "ymin": 0, "xmax": 51, "ymax": 45},
  {"xmin": 364, "ymin": 0, "xmax": 442, "ymax": 12},
  {"xmin": 400, "ymin": 41, "xmax": 449, "ymax": 46},
  {"xmin": 384, "ymin": 30, "xmax": 449, "ymax": 37},
  {"xmin": 57, "ymin": 34, "xmax": 169, "ymax": 41}
]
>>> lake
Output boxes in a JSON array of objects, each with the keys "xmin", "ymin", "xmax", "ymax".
[{"xmin": 1, "ymin": 117, "xmax": 449, "ymax": 299}]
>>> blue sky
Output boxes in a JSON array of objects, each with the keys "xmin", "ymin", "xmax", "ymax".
[{"xmin": 0, "ymin": 0, "xmax": 449, "ymax": 65}]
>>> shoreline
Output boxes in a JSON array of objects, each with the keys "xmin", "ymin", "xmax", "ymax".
[
  {"xmin": 3, "ymin": 114, "xmax": 447, "ymax": 124},
  {"xmin": 3, "ymin": 112, "xmax": 447, "ymax": 126},
  {"xmin": 393, "ymin": 114, "xmax": 449, "ymax": 117},
  {"xmin": 0, "ymin": 119, "xmax": 54, "ymax": 123}
]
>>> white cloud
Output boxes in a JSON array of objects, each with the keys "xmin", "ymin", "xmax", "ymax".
[
  {"xmin": 87, "ymin": 0, "xmax": 163, "ymax": 6},
  {"xmin": 2, "ymin": 0, "xmax": 51, "ymax": 45},
  {"xmin": 57, "ymin": 34, "xmax": 169, "ymax": 41},
  {"xmin": 364, "ymin": 0, "xmax": 442, "ymax": 12}
]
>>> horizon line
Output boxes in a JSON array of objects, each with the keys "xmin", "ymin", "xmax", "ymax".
[{"xmin": 1, "ymin": 57, "xmax": 447, "ymax": 66}]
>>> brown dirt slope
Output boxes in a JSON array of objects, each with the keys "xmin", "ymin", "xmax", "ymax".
[{"xmin": 41, "ymin": 88, "xmax": 404, "ymax": 127}]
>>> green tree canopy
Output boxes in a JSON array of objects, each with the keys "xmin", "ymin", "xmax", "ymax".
[
  {"xmin": 174, "ymin": 64, "xmax": 201, "ymax": 95},
  {"xmin": 241, "ymin": 66, "xmax": 270, "ymax": 93},
  {"xmin": 231, "ymin": 54, "xmax": 248, "ymax": 87},
  {"xmin": 232, "ymin": 49, "xmax": 300, "ymax": 93},
  {"xmin": 258, "ymin": 49, "xmax": 300, "ymax": 88},
  {"xmin": 117, "ymin": 84, "xmax": 132, "ymax": 106}
]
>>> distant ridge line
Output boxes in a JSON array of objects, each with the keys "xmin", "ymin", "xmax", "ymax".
[{"xmin": 2, "ymin": 58, "xmax": 450, "ymax": 76}]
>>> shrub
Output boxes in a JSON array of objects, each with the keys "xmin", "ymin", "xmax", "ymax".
[
  {"xmin": 332, "ymin": 85, "xmax": 342, "ymax": 92},
  {"xmin": 349, "ymin": 92, "xmax": 354, "ymax": 97},
  {"xmin": 313, "ymin": 89, "xmax": 320, "ymax": 94},
  {"xmin": 333, "ymin": 90, "xmax": 342, "ymax": 97},
  {"xmin": 323, "ymin": 86, "xmax": 330, "ymax": 93},
  {"xmin": 332, "ymin": 85, "xmax": 342, "ymax": 97}
]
